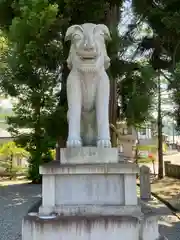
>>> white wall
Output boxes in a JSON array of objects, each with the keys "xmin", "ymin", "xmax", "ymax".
[{"xmin": 137, "ymin": 127, "xmax": 152, "ymax": 140}]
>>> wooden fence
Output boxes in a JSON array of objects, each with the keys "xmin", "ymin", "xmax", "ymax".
[{"xmin": 164, "ymin": 161, "xmax": 180, "ymax": 179}]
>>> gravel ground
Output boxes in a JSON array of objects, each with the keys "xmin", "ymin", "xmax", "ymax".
[
  {"xmin": 159, "ymin": 215, "xmax": 180, "ymax": 240},
  {"xmin": 0, "ymin": 183, "xmax": 41, "ymax": 240},
  {"xmin": 0, "ymin": 181, "xmax": 180, "ymax": 240}
]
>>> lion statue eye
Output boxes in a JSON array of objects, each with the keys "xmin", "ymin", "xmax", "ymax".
[
  {"xmin": 73, "ymin": 34, "xmax": 82, "ymax": 41},
  {"xmin": 100, "ymin": 33, "xmax": 105, "ymax": 39},
  {"xmin": 94, "ymin": 32, "xmax": 104, "ymax": 41}
]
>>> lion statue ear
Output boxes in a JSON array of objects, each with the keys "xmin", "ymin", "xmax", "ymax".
[
  {"xmin": 65, "ymin": 25, "xmax": 83, "ymax": 41},
  {"xmin": 96, "ymin": 24, "xmax": 111, "ymax": 41}
]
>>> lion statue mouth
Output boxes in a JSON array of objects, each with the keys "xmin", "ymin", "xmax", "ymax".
[
  {"xmin": 77, "ymin": 52, "xmax": 98, "ymax": 62},
  {"xmin": 76, "ymin": 52, "xmax": 99, "ymax": 71},
  {"xmin": 79, "ymin": 57, "xmax": 97, "ymax": 65},
  {"xmin": 80, "ymin": 56, "xmax": 96, "ymax": 60}
]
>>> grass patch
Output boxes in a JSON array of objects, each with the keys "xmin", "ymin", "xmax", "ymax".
[
  {"xmin": 0, "ymin": 113, "xmax": 13, "ymax": 120},
  {"xmin": 137, "ymin": 157, "xmax": 155, "ymax": 163}
]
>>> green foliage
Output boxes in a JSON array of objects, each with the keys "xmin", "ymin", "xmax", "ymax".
[
  {"xmin": 0, "ymin": 141, "xmax": 29, "ymax": 177},
  {"xmin": 170, "ymin": 63, "xmax": 180, "ymax": 131},
  {"xmin": 0, "ymin": 141, "xmax": 28, "ymax": 157},
  {"xmin": 106, "ymin": 20, "xmax": 157, "ymax": 126},
  {"xmin": 0, "ymin": 0, "xmax": 67, "ymax": 183},
  {"xmin": 118, "ymin": 63, "xmax": 157, "ymax": 125},
  {"xmin": 62, "ymin": 0, "xmax": 109, "ymax": 24}
]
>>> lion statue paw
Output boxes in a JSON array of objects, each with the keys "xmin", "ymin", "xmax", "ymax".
[
  {"xmin": 66, "ymin": 139, "xmax": 82, "ymax": 148},
  {"xmin": 97, "ymin": 139, "xmax": 111, "ymax": 148}
]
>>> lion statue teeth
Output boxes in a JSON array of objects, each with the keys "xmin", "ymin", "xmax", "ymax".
[{"xmin": 65, "ymin": 23, "xmax": 112, "ymax": 148}]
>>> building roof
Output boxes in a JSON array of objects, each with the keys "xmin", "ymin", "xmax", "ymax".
[
  {"xmin": 0, "ymin": 128, "xmax": 32, "ymax": 138},
  {"xmin": 0, "ymin": 129, "xmax": 11, "ymax": 138}
]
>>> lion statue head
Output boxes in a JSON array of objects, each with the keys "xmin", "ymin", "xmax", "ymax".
[{"xmin": 65, "ymin": 23, "xmax": 111, "ymax": 72}]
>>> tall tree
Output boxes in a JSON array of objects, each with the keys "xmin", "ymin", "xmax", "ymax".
[
  {"xmin": 129, "ymin": 0, "xmax": 180, "ymax": 178},
  {"xmin": 0, "ymin": 0, "xmax": 158, "ymax": 182},
  {"xmin": 157, "ymin": 71, "xmax": 163, "ymax": 178},
  {"xmin": 131, "ymin": 0, "xmax": 180, "ymax": 128},
  {"xmin": 0, "ymin": 0, "xmax": 67, "ymax": 183}
]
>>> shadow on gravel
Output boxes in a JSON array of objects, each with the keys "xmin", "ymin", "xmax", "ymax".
[
  {"xmin": 159, "ymin": 219, "xmax": 180, "ymax": 240},
  {"xmin": 151, "ymin": 178, "xmax": 180, "ymax": 211}
]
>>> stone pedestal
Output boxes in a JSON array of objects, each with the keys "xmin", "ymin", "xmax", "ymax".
[
  {"xmin": 22, "ymin": 147, "xmax": 160, "ymax": 240},
  {"xmin": 39, "ymin": 160, "xmax": 140, "ymax": 216},
  {"xmin": 60, "ymin": 147, "xmax": 120, "ymax": 163}
]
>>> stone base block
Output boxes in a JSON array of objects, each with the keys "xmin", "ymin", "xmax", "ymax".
[
  {"xmin": 22, "ymin": 215, "xmax": 160, "ymax": 240},
  {"xmin": 39, "ymin": 161, "xmax": 139, "ymax": 214},
  {"xmin": 60, "ymin": 147, "xmax": 120, "ymax": 164}
]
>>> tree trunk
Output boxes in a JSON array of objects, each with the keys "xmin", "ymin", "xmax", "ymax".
[
  {"xmin": 57, "ymin": 52, "xmax": 69, "ymax": 154},
  {"xmin": 157, "ymin": 72, "xmax": 163, "ymax": 179},
  {"xmin": 56, "ymin": 136, "xmax": 66, "ymax": 162},
  {"xmin": 109, "ymin": 78, "xmax": 117, "ymax": 146},
  {"xmin": 9, "ymin": 153, "xmax": 13, "ymax": 180},
  {"xmin": 106, "ymin": 5, "xmax": 119, "ymax": 146}
]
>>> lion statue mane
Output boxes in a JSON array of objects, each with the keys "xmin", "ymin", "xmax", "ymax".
[{"xmin": 65, "ymin": 23, "xmax": 111, "ymax": 148}]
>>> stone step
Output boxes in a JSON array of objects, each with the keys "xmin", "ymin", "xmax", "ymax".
[{"xmin": 22, "ymin": 214, "xmax": 160, "ymax": 240}]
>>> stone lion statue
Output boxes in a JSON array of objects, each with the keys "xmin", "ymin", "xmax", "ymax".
[{"xmin": 65, "ymin": 23, "xmax": 111, "ymax": 148}]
